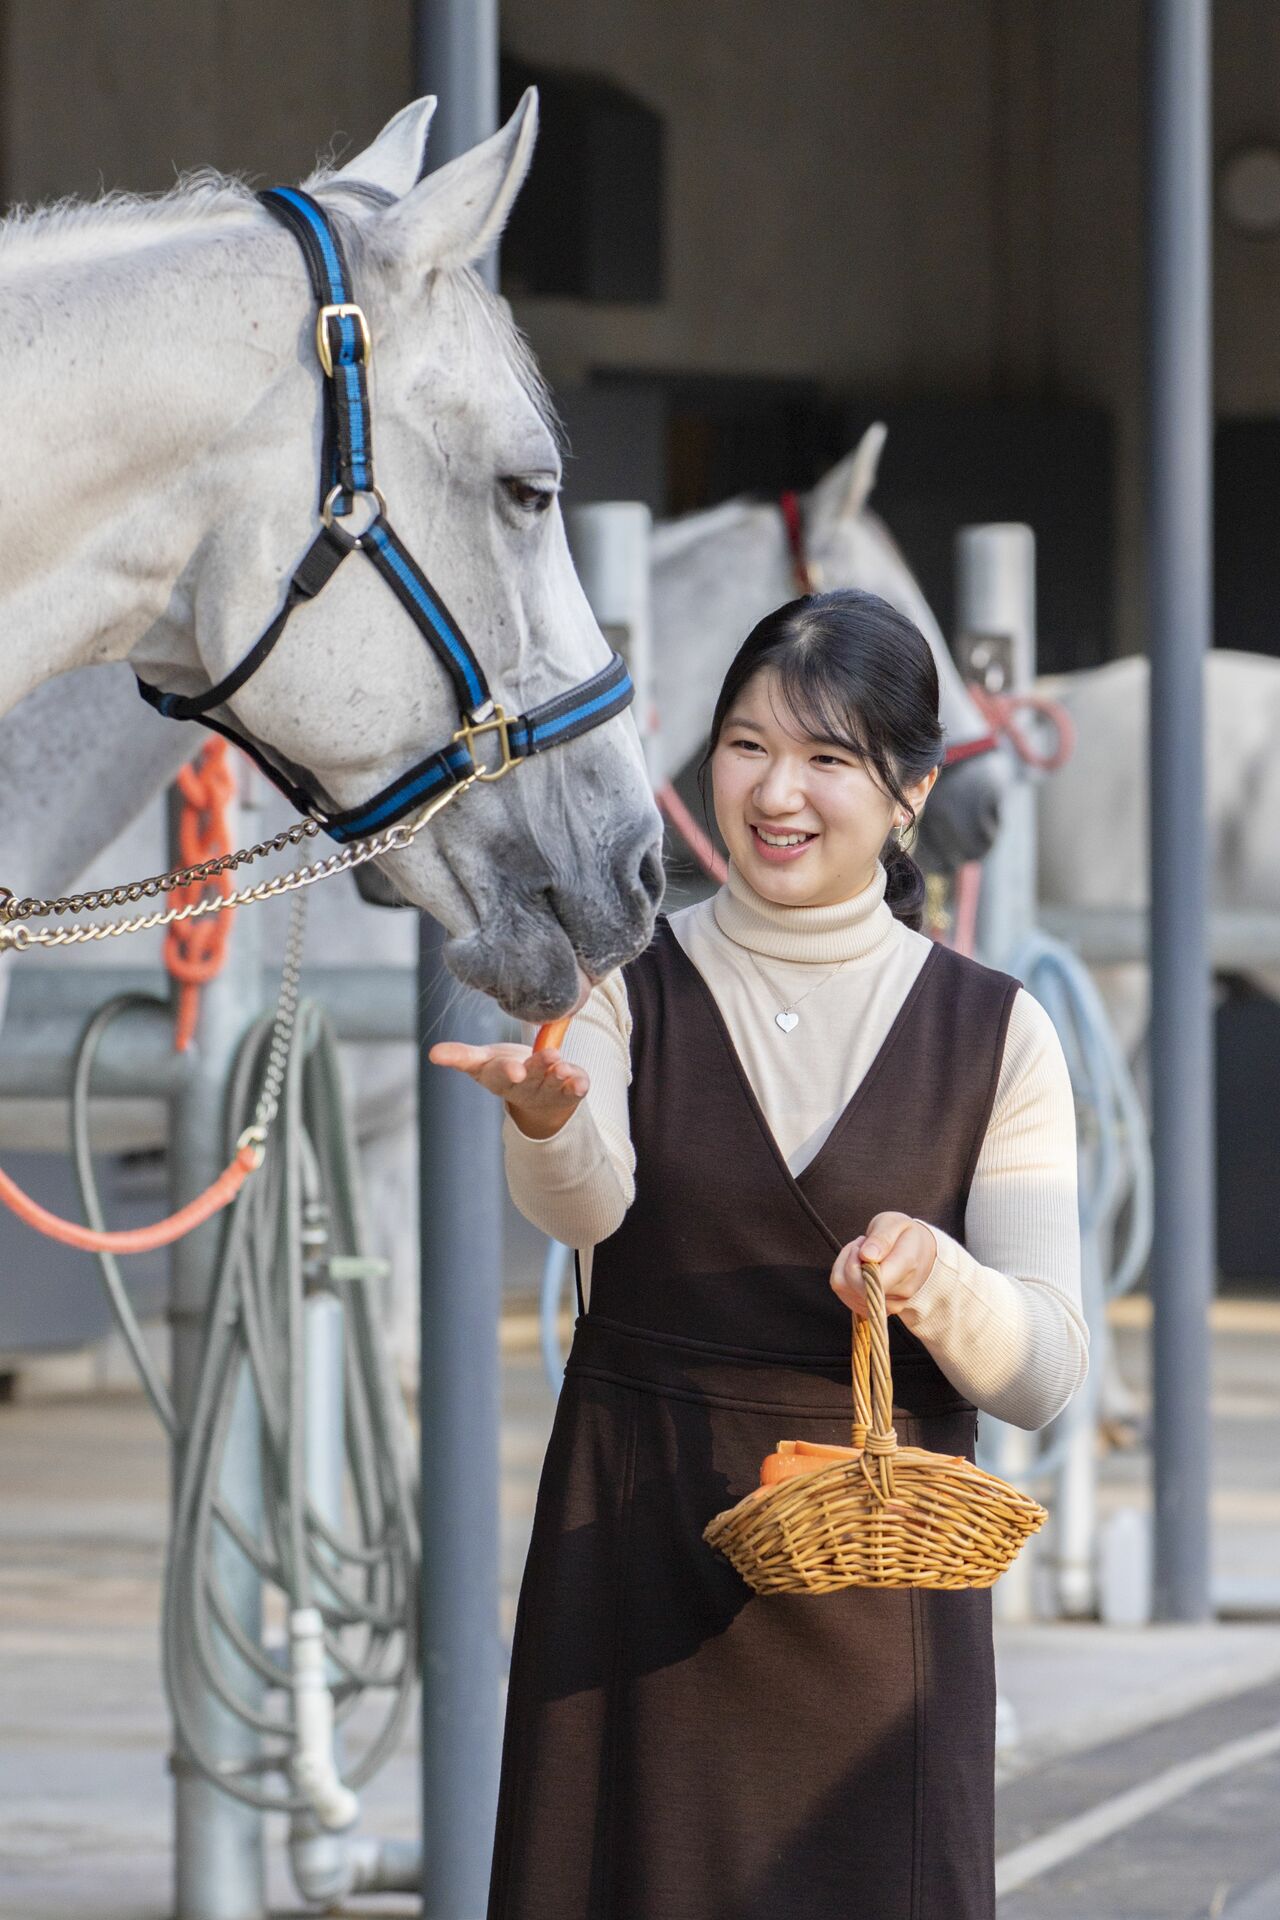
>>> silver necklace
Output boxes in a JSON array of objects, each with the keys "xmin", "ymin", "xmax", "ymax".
[{"xmin": 742, "ymin": 949, "xmax": 850, "ymax": 1033}]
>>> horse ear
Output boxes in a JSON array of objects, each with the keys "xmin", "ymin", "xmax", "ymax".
[
  {"xmin": 808, "ymin": 424, "xmax": 888, "ymax": 530},
  {"xmin": 322, "ymin": 97, "xmax": 438, "ymax": 199},
  {"xmin": 379, "ymin": 88, "xmax": 538, "ymax": 273}
]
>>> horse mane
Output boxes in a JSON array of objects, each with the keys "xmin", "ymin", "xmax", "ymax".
[
  {"xmin": 0, "ymin": 169, "xmax": 261, "ymax": 263},
  {"xmin": 433, "ymin": 263, "xmax": 564, "ymax": 453},
  {"xmin": 0, "ymin": 163, "xmax": 560, "ymax": 446},
  {"xmin": 650, "ymin": 497, "xmax": 766, "ymax": 562},
  {"xmin": 651, "ymin": 495, "xmax": 908, "ymax": 571}
]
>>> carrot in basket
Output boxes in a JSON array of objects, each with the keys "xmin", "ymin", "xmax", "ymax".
[{"xmin": 759, "ymin": 1439, "xmax": 864, "ymax": 1488}]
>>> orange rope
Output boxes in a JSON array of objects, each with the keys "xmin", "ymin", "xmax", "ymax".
[
  {"xmin": 949, "ymin": 860, "xmax": 983, "ymax": 956},
  {"xmin": 0, "ymin": 739, "xmax": 257, "ymax": 1254},
  {"xmin": 164, "ymin": 740, "xmax": 238, "ymax": 1051},
  {"xmin": 967, "ymin": 685, "xmax": 1077, "ymax": 773},
  {"xmin": 0, "ymin": 1144, "xmax": 259, "ymax": 1254}
]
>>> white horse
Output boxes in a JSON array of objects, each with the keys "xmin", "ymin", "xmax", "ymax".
[
  {"xmin": 1036, "ymin": 649, "xmax": 1280, "ymax": 1061},
  {"xmin": 0, "ymin": 93, "xmax": 662, "ymax": 1024},
  {"xmin": 0, "ymin": 432, "xmax": 1021, "ymax": 1366}
]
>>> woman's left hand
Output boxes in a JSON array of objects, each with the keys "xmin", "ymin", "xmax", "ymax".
[{"xmin": 830, "ymin": 1212, "xmax": 938, "ymax": 1318}]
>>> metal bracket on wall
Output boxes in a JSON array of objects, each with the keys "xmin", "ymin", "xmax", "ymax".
[{"xmin": 955, "ymin": 628, "xmax": 1016, "ymax": 695}]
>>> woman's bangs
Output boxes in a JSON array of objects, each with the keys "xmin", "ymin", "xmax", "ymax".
[{"xmin": 772, "ymin": 652, "xmax": 873, "ymax": 763}]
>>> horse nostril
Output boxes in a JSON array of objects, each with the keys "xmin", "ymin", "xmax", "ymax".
[{"xmin": 638, "ymin": 843, "xmax": 665, "ymax": 908}]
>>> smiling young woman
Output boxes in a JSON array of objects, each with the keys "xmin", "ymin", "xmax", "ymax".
[{"xmin": 431, "ymin": 587, "xmax": 1088, "ymax": 1920}]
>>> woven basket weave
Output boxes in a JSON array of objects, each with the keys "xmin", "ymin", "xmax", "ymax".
[{"xmin": 703, "ymin": 1259, "xmax": 1047, "ymax": 1594}]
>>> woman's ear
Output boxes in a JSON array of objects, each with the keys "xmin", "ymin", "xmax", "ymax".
[{"xmin": 913, "ymin": 766, "xmax": 941, "ymax": 808}]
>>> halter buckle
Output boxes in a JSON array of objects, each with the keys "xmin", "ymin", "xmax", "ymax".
[
  {"xmin": 316, "ymin": 303, "xmax": 373, "ymax": 379},
  {"xmin": 453, "ymin": 706, "xmax": 516, "ymax": 783}
]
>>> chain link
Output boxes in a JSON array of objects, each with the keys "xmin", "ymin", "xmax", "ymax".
[
  {"xmin": 0, "ymin": 817, "xmax": 321, "ymax": 925},
  {"xmin": 0, "ymin": 777, "xmax": 476, "ymax": 955},
  {"xmin": 235, "ymin": 894, "xmax": 309, "ymax": 1165}
]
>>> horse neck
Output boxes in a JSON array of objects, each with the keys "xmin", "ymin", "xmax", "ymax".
[
  {"xmin": 652, "ymin": 501, "xmax": 793, "ymax": 774},
  {"xmin": 0, "ymin": 215, "xmax": 285, "ymax": 716},
  {"xmin": 844, "ymin": 510, "xmax": 991, "ymax": 745},
  {"xmin": 0, "ymin": 667, "xmax": 195, "ymax": 900}
]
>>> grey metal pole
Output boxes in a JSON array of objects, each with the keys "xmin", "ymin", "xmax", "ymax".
[
  {"xmin": 170, "ymin": 790, "xmax": 268, "ymax": 1920},
  {"xmin": 413, "ymin": 7, "xmax": 505, "ymax": 1915},
  {"xmin": 416, "ymin": 939, "xmax": 506, "ymax": 1917},
  {"xmin": 413, "ymin": 0, "xmax": 499, "ymax": 279},
  {"xmin": 1146, "ymin": 0, "xmax": 1215, "ymax": 1622}
]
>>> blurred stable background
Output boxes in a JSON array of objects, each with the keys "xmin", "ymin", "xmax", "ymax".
[{"xmin": 1, "ymin": 0, "xmax": 1278, "ymax": 1332}]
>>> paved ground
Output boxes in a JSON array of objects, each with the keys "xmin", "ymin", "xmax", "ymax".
[{"xmin": 1, "ymin": 1299, "xmax": 1278, "ymax": 1917}]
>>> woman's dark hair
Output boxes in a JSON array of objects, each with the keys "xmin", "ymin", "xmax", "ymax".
[{"xmin": 696, "ymin": 588, "xmax": 945, "ymax": 931}]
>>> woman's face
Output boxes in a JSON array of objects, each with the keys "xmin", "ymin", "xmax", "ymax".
[{"xmin": 709, "ymin": 668, "xmax": 938, "ymax": 909}]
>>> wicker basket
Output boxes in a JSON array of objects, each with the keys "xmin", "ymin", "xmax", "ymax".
[{"xmin": 703, "ymin": 1259, "xmax": 1047, "ymax": 1593}]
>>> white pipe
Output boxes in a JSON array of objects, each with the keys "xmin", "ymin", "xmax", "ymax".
[
  {"xmin": 289, "ymin": 1608, "xmax": 359, "ymax": 1831},
  {"xmin": 288, "ymin": 1822, "xmax": 421, "ymax": 1909}
]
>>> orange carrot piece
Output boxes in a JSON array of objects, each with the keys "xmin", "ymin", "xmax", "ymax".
[
  {"xmin": 758, "ymin": 1439, "xmax": 864, "ymax": 1488},
  {"xmin": 533, "ymin": 1017, "xmax": 572, "ymax": 1053}
]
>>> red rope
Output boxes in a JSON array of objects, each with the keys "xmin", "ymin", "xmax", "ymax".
[
  {"xmin": 942, "ymin": 731, "xmax": 1001, "ymax": 767},
  {"xmin": 966, "ymin": 685, "xmax": 1077, "ymax": 773},
  {"xmin": 0, "ymin": 738, "xmax": 260, "ymax": 1255},
  {"xmin": 164, "ymin": 740, "xmax": 238, "ymax": 1051},
  {"xmin": 0, "ymin": 1145, "xmax": 259, "ymax": 1254},
  {"xmin": 657, "ymin": 781, "xmax": 728, "ymax": 884},
  {"xmin": 778, "ymin": 490, "xmax": 819, "ymax": 595}
]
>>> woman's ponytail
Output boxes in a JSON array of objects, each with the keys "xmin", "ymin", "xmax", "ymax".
[{"xmin": 880, "ymin": 835, "xmax": 928, "ymax": 933}]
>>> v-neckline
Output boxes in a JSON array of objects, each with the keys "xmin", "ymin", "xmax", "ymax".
[{"xmin": 659, "ymin": 920, "xmax": 942, "ymax": 1256}]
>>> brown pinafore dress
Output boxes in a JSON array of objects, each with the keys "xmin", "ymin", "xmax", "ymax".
[{"xmin": 488, "ymin": 919, "xmax": 1020, "ymax": 1920}]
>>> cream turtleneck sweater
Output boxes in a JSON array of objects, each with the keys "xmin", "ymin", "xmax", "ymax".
[{"xmin": 503, "ymin": 861, "xmax": 1087, "ymax": 1431}]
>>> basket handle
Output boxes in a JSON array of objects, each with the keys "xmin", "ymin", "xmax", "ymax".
[{"xmin": 851, "ymin": 1258, "xmax": 897, "ymax": 1499}]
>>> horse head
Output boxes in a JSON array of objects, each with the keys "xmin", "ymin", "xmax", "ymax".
[{"xmin": 124, "ymin": 95, "xmax": 661, "ymax": 1020}]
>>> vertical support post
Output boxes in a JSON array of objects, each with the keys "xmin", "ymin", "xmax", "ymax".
[
  {"xmin": 959, "ymin": 525, "xmax": 1041, "ymax": 1625},
  {"xmin": 286, "ymin": 1284, "xmax": 350, "ymax": 1895},
  {"xmin": 170, "ymin": 784, "xmax": 267, "ymax": 1920},
  {"xmin": 1146, "ymin": 0, "xmax": 1215, "ymax": 1622},
  {"xmin": 413, "ymin": 7, "xmax": 503, "ymax": 1915},
  {"xmin": 415, "ymin": 943, "xmax": 505, "ymax": 1918},
  {"xmin": 413, "ymin": 0, "xmax": 499, "ymax": 286},
  {"xmin": 961, "ymin": 525, "xmax": 1038, "ymax": 969},
  {"xmin": 567, "ymin": 503, "xmax": 660, "ymax": 782}
]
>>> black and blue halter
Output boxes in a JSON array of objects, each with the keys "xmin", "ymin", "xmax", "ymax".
[{"xmin": 135, "ymin": 186, "xmax": 634, "ymax": 844}]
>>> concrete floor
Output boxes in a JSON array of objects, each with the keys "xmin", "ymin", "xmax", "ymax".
[{"xmin": 0, "ymin": 1300, "xmax": 1278, "ymax": 1917}]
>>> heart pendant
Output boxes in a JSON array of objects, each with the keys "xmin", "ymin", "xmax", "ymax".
[{"xmin": 775, "ymin": 1010, "xmax": 800, "ymax": 1033}]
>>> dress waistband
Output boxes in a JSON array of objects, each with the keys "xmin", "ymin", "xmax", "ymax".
[{"xmin": 564, "ymin": 1313, "xmax": 975, "ymax": 1419}]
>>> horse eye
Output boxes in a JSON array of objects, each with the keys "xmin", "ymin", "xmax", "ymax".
[{"xmin": 502, "ymin": 476, "xmax": 557, "ymax": 515}]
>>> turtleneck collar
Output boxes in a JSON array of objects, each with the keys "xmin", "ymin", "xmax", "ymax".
[{"xmin": 712, "ymin": 859, "xmax": 898, "ymax": 965}]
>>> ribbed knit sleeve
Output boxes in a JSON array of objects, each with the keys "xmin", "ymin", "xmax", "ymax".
[
  {"xmin": 501, "ymin": 969, "xmax": 635, "ymax": 1248},
  {"xmin": 497, "ymin": 870, "xmax": 1086, "ymax": 1437},
  {"xmin": 898, "ymin": 986, "xmax": 1088, "ymax": 1430}
]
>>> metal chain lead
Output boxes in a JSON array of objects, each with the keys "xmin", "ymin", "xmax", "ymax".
[
  {"xmin": 236, "ymin": 894, "xmax": 310, "ymax": 1165},
  {"xmin": 0, "ymin": 777, "xmax": 476, "ymax": 954},
  {"xmin": 0, "ymin": 817, "xmax": 321, "ymax": 924}
]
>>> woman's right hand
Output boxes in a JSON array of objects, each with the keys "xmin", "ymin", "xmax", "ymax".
[{"xmin": 427, "ymin": 1042, "xmax": 589, "ymax": 1141}]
